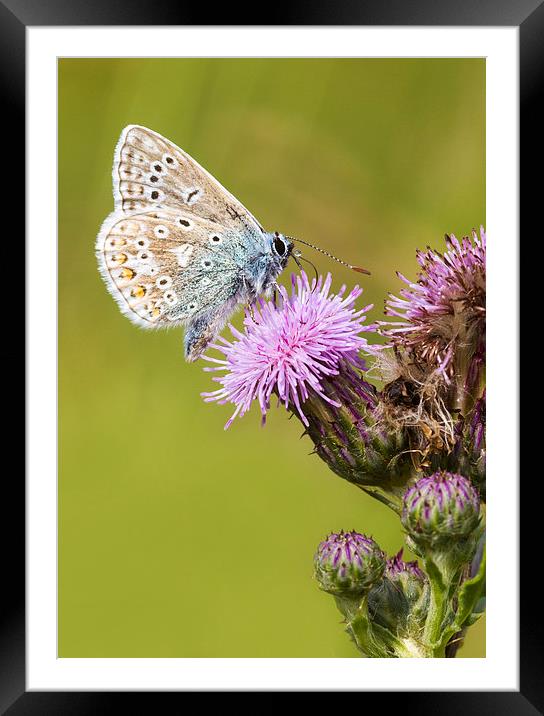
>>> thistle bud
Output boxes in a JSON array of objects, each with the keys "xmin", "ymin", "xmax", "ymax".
[
  {"xmin": 401, "ymin": 471, "xmax": 480, "ymax": 547},
  {"xmin": 314, "ymin": 530, "xmax": 386, "ymax": 597},
  {"xmin": 367, "ymin": 549, "xmax": 428, "ymax": 634},
  {"xmin": 386, "ymin": 549, "xmax": 427, "ymax": 602}
]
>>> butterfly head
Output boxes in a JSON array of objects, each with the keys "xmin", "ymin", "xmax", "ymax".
[{"xmin": 271, "ymin": 231, "xmax": 293, "ymax": 269}]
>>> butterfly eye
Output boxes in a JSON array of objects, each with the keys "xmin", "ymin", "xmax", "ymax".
[{"xmin": 273, "ymin": 236, "xmax": 287, "ymax": 256}]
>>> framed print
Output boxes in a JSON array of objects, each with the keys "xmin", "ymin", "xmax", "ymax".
[{"xmin": 6, "ymin": 0, "xmax": 536, "ymax": 709}]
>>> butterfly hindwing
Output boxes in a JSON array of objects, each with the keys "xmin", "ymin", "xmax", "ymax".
[{"xmin": 96, "ymin": 208, "xmax": 246, "ymax": 333}]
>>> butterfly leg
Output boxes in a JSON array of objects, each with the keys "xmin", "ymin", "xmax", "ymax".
[
  {"xmin": 246, "ymin": 302, "xmax": 256, "ymax": 322},
  {"xmin": 271, "ymin": 281, "xmax": 281, "ymax": 308},
  {"xmin": 240, "ymin": 275, "xmax": 257, "ymax": 323}
]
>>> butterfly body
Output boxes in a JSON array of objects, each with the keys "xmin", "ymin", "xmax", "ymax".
[{"xmin": 96, "ymin": 125, "xmax": 292, "ymax": 360}]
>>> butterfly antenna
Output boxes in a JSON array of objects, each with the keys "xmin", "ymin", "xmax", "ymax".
[
  {"xmin": 292, "ymin": 251, "xmax": 318, "ymax": 284},
  {"xmin": 286, "ymin": 237, "xmax": 371, "ymax": 275}
]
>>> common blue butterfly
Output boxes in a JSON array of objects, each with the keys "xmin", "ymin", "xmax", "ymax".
[
  {"xmin": 96, "ymin": 125, "xmax": 294, "ymax": 361},
  {"xmin": 96, "ymin": 125, "xmax": 368, "ymax": 361}
]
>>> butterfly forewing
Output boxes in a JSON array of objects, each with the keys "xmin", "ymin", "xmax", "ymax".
[{"xmin": 113, "ymin": 125, "xmax": 265, "ymax": 234}]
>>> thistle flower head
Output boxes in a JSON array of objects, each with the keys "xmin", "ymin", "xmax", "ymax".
[
  {"xmin": 314, "ymin": 530, "xmax": 386, "ymax": 597},
  {"xmin": 378, "ymin": 229, "xmax": 486, "ymax": 470},
  {"xmin": 202, "ymin": 271, "xmax": 376, "ymax": 428},
  {"xmin": 401, "ymin": 471, "xmax": 481, "ymax": 545},
  {"xmin": 383, "ymin": 228, "xmax": 486, "ymax": 385}
]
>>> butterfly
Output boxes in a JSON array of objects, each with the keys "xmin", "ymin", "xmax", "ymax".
[{"xmin": 96, "ymin": 125, "xmax": 294, "ymax": 361}]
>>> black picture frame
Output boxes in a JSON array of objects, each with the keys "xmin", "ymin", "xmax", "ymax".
[{"xmin": 7, "ymin": 0, "xmax": 532, "ymax": 710}]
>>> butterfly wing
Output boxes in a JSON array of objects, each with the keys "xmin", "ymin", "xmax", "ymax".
[
  {"xmin": 113, "ymin": 124, "xmax": 266, "ymax": 233},
  {"xmin": 96, "ymin": 208, "xmax": 256, "ymax": 359}
]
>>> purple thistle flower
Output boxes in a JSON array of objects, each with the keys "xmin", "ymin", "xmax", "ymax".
[
  {"xmin": 202, "ymin": 271, "xmax": 376, "ymax": 428},
  {"xmin": 314, "ymin": 530, "xmax": 386, "ymax": 596},
  {"xmin": 382, "ymin": 228, "xmax": 486, "ymax": 402},
  {"xmin": 402, "ymin": 471, "xmax": 481, "ymax": 545},
  {"xmin": 378, "ymin": 229, "xmax": 486, "ymax": 474}
]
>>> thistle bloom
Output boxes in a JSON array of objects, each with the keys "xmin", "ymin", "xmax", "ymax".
[
  {"xmin": 202, "ymin": 271, "xmax": 414, "ymax": 495},
  {"xmin": 378, "ymin": 229, "xmax": 486, "ymax": 473},
  {"xmin": 202, "ymin": 271, "xmax": 375, "ymax": 428},
  {"xmin": 314, "ymin": 530, "xmax": 386, "ymax": 596},
  {"xmin": 402, "ymin": 471, "xmax": 481, "ymax": 545},
  {"xmin": 383, "ymin": 228, "xmax": 486, "ymax": 408}
]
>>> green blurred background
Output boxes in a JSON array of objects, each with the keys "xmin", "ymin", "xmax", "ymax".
[{"xmin": 59, "ymin": 58, "xmax": 485, "ymax": 657}]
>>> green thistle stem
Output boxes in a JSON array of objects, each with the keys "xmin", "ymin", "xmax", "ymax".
[
  {"xmin": 422, "ymin": 524, "xmax": 485, "ymax": 655},
  {"xmin": 337, "ymin": 595, "xmax": 431, "ymax": 658},
  {"xmin": 395, "ymin": 638, "xmax": 430, "ymax": 659},
  {"xmin": 358, "ymin": 485, "xmax": 402, "ymax": 514},
  {"xmin": 422, "ymin": 558, "xmax": 451, "ymax": 656}
]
